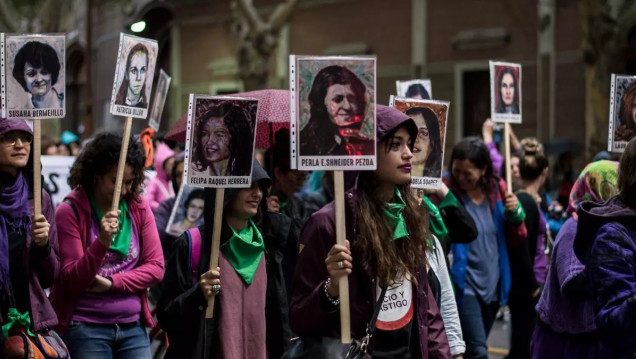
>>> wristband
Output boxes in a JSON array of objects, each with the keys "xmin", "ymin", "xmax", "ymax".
[{"xmin": 323, "ymin": 278, "xmax": 340, "ymax": 307}]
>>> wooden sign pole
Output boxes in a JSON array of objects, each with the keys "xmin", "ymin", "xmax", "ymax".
[
  {"xmin": 111, "ymin": 117, "xmax": 133, "ymax": 210},
  {"xmin": 205, "ymin": 187, "xmax": 225, "ymax": 319},
  {"xmin": 32, "ymin": 119, "xmax": 42, "ymax": 216},
  {"xmin": 334, "ymin": 170, "xmax": 351, "ymax": 343},
  {"xmin": 504, "ymin": 123, "xmax": 513, "ymax": 193}
]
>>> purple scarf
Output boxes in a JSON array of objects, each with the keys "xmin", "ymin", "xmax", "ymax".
[{"xmin": 0, "ymin": 171, "xmax": 31, "ymax": 295}]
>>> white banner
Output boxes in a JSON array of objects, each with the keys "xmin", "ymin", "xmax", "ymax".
[{"xmin": 41, "ymin": 155, "xmax": 75, "ymax": 207}]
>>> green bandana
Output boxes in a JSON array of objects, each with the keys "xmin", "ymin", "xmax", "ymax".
[
  {"xmin": 89, "ymin": 195, "xmax": 132, "ymax": 258},
  {"xmin": 221, "ymin": 219, "xmax": 265, "ymax": 285},
  {"xmin": 421, "ymin": 195, "xmax": 449, "ymax": 240},
  {"xmin": 383, "ymin": 188, "xmax": 409, "ymax": 240},
  {"xmin": 2, "ymin": 308, "xmax": 34, "ymax": 338}
]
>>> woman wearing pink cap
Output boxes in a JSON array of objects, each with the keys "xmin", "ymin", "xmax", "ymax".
[{"xmin": 0, "ymin": 117, "xmax": 60, "ymax": 349}]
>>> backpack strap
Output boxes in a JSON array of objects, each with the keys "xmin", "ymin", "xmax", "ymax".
[
  {"xmin": 63, "ymin": 198, "xmax": 79, "ymax": 221},
  {"xmin": 187, "ymin": 227, "xmax": 202, "ymax": 286}
]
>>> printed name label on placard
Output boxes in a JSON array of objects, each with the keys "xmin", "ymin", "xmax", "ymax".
[{"xmin": 299, "ymin": 156, "xmax": 375, "ymax": 170}]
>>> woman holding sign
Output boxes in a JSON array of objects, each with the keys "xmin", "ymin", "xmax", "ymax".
[
  {"xmin": 290, "ymin": 105, "xmax": 451, "ymax": 357},
  {"xmin": 445, "ymin": 137, "xmax": 527, "ymax": 359},
  {"xmin": 51, "ymin": 132, "xmax": 164, "ymax": 358},
  {"xmin": 0, "ymin": 118, "xmax": 61, "ymax": 347},
  {"xmin": 157, "ymin": 160, "xmax": 294, "ymax": 359}
]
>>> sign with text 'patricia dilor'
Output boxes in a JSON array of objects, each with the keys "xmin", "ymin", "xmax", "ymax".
[{"xmin": 109, "ymin": 33, "xmax": 159, "ymax": 119}]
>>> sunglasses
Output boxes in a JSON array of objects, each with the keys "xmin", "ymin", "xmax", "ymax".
[{"xmin": 0, "ymin": 132, "xmax": 32, "ymax": 147}]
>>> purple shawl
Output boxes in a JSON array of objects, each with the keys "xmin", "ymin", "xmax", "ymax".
[{"xmin": 0, "ymin": 171, "xmax": 31, "ymax": 295}]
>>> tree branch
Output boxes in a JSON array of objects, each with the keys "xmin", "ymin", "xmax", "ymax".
[
  {"xmin": 235, "ymin": 0, "xmax": 266, "ymax": 34},
  {"xmin": 268, "ymin": 0, "xmax": 300, "ymax": 30},
  {"xmin": 0, "ymin": 0, "xmax": 20, "ymax": 32}
]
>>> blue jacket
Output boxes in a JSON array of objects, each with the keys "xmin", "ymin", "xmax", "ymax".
[{"xmin": 445, "ymin": 177, "xmax": 526, "ymax": 306}]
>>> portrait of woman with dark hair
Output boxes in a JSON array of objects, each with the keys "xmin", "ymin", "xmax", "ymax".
[
  {"xmin": 12, "ymin": 40, "xmax": 63, "ymax": 109},
  {"xmin": 167, "ymin": 188, "xmax": 204, "ymax": 236},
  {"xmin": 299, "ymin": 64, "xmax": 374, "ymax": 156},
  {"xmin": 405, "ymin": 83, "xmax": 430, "ymax": 100},
  {"xmin": 405, "ymin": 106, "xmax": 443, "ymax": 178},
  {"xmin": 615, "ymin": 80, "xmax": 636, "ymax": 141},
  {"xmin": 191, "ymin": 102, "xmax": 253, "ymax": 177},
  {"xmin": 115, "ymin": 43, "xmax": 149, "ymax": 108},
  {"xmin": 495, "ymin": 67, "xmax": 520, "ymax": 114}
]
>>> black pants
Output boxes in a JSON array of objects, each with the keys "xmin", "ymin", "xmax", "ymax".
[{"xmin": 506, "ymin": 289, "xmax": 539, "ymax": 359}]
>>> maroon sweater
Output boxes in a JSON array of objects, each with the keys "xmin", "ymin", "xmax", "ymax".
[{"xmin": 289, "ymin": 188, "xmax": 451, "ymax": 359}]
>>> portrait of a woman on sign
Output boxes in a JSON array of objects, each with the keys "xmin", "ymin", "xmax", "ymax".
[
  {"xmin": 493, "ymin": 65, "xmax": 520, "ymax": 115},
  {"xmin": 166, "ymin": 186, "xmax": 205, "ymax": 237},
  {"xmin": 4, "ymin": 35, "xmax": 65, "ymax": 117},
  {"xmin": 189, "ymin": 99, "xmax": 257, "ymax": 178},
  {"xmin": 109, "ymin": 34, "xmax": 158, "ymax": 118},
  {"xmin": 614, "ymin": 76, "xmax": 636, "ymax": 144},
  {"xmin": 115, "ymin": 43, "xmax": 151, "ymax": 108},
  {"xmin": 297, "ymin": 59, "xmax": 376, "ymax": 157}
]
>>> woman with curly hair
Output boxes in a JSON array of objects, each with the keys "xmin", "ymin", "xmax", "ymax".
[
  {"xmin": 191, "ymin": 103, "xmax": 253, "ymax": 177},
  {"xmin": 50, "ymin": 132, "xmax": 164, "ymax": 358}
]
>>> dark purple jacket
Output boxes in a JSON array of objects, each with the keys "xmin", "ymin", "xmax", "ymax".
[
  {"xmin": 290, "ymin": 189, "xmax": 451, "ymax": 358},
  {"xmin": 574, "ymin": 196, "xmax": 636, "ymax": 358},
  {"xmin": 19, "ymin": 191, "xmax": 60, "ymax": 331}
]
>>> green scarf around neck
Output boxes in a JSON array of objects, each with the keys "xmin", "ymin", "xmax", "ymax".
[
  {"xmin": 89, "ymin": 195, "xmax": 132, "ymax": 258},
  {"xmin": 383, "ymin": 188, "xmax": 410, "ymax": 240},
  {"xmin": 2, "ymin": 308, "xmax": 34, "ymax": 338},
  {"xmin": 421, "ymin": 195, "xmax": 449, "ymax": 240},
  {"xmin": 221, "ymin": 219, "xmax": 265, "ymax": 285}
]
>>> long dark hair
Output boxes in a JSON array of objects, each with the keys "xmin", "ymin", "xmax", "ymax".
[
  {"xmin": 354, "ymin": 124, "xmax": 430, "ymax": 286},
  {"xmin": 191, "ymin": 103, "xmax": 253, "ymax": 176},
  {"xmin": 619, "ymin": 137, "xmax": 636, "ymax": 207},
  {"xmin": 405, "ymin": 106, "xmax": 442, "ymax": 177},
  {"xmin": 299, "ymin": 66, "xmax": 367, "ymax": 154},
  {"xmin": 405, "ymin": 83, "xmax": 430, "ymax": 99},
  {"xmin": 449, "ymin": 137, "xmax": 495, "ymax": 196},
  {"xmin": 115, "ymin": 43, "xmax": 149, "ymax": 107},
  {"xmin": 307, "ymin": 65, "xmax": 367, "ymax": 125},
  {"xmin": 620, "ymin": 81, "xmax": 636, "ymax": 131},
  {"xmin": 495, "ymin": 67, "xmax": 520, "ymax": 114},
  {"xmin": 69, "ymin": 132, "xmax": 146, "ymax": 202}
]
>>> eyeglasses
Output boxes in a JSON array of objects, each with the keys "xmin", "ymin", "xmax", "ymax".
[{"xmin": 0, "ymin": 132, "xmax": 32, "ymax": 147}]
